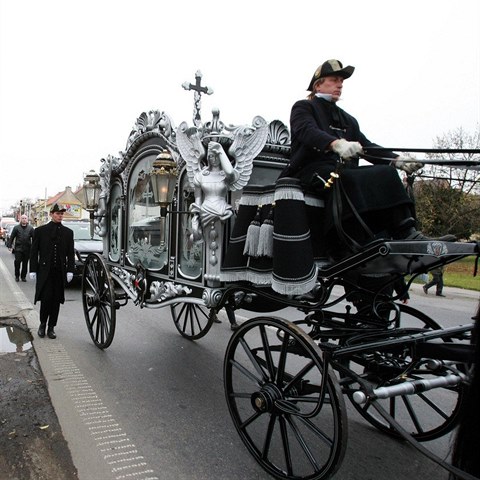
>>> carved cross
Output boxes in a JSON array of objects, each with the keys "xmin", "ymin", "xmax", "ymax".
[{"xmin": 182, "ymin": 70, "xmax": 214, "ymax": 127}]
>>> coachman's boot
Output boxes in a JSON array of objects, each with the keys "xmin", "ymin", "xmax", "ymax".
[{"xmin": 393, "ymin": 218, "xmax": 456, "ymax": 242}]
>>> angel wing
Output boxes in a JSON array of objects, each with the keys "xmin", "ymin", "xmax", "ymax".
[
  {"xmin": 227, "ymin": 116, "xmax": 268, "ymax": 190},
  {"xmin": 176, "ymin": 121, "xmax": 206, "ymax": 187}
]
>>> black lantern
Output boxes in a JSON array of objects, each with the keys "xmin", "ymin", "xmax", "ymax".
[{"xmin": 150, "ymin": 150, "xmax": 178, "ymax": 217}]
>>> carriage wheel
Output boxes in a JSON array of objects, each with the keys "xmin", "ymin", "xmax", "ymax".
[
  {"xmin": 82, "ymin": 253, "xmax": 116, "ymax": 349},
  {"xmin": 224, "ymin": 316, "xmax": 347, "ymax": 480},
  {"xmin": 170, "ymin": 302, "xmax": 214, "ymax": 340},
  {"xmin": 340, "ymin": 304, "xmax": 467, "ymax": 441}
]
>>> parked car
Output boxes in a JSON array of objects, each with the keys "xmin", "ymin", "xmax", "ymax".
[
  {"xmin": 4, "ymin": 223, "xmax": 18, "ymax": 246},
  {"xmin": 63, "ymin": 221, "xmax": 103, "ymax": 280},
  {"xmin": 1, "ymin": 217, "xmax": 16, "ymax": 241}
]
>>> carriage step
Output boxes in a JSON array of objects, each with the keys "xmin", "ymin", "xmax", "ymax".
[{"xmin": 352, "ymin": 374, "xmax": 463, "ymax": 405}]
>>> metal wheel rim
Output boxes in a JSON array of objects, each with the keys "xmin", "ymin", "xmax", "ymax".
[
  {"xmin": 170, "ymin": 302, "xmax": 214, "ymax": 340},
  {"xmin": 224, "ymin": 316, "xmax": 347, "ymax": 480}
]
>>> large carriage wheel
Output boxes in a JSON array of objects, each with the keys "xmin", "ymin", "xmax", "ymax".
[
  {"xmin": 82, "ymin": 253, "xmax": 116, "ymax": 349},
  {"xmin": 224, "ymin": 316, "xmax": 347, "ymax": 480},
  {"xmin": 339, "ymin": 304, "xmax": 467, "ymax": 441},
  {"xmin": 170, "ymin": 301, "xmax": 214, "ymax": 340}
]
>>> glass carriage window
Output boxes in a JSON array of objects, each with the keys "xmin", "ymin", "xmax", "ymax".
[
  {"xmin": 109, "ymin": 183, "xmax": 122, "ymax": 262},
  {"xmin": 177, "ymin": 170, "xmax": 203, "ymax": 279},
  {"xmin": 127, "ymin": 155, "xmax": 169, "ymax": 270}
]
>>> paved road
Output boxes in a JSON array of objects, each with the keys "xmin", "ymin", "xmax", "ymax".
[{"xmin": 0, "ymin": 243, "xmax": 478, "ymax": 480}]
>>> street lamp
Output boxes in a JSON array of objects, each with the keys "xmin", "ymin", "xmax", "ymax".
[
  {"xmin": 83, "ymin": 170, "xmax": 101, "ymax": 238},
  {"xmin": 150, "ymin": 149, "xmax": 178, "ymax": 247}
]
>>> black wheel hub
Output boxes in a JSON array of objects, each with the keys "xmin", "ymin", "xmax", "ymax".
[
  {"xmin": 85, "ymin": 293, "xmax": 99, "ymax": 307},
  {"xmin": 251, "ymin": 384, "xmax": 283, "ymax": 413}
]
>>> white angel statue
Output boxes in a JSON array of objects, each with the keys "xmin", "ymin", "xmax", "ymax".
[{"xmin": 177, "ymin": 116, "xmax": 268, "ymax": 240}]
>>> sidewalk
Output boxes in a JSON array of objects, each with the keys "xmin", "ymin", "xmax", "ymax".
[
  {"xmin": 409, "ymin": 281, "xmax": 479, "ymax": 301},
  {"xmin": 0, "ymin": 256, "xmax": 78, "ymax": 479}
]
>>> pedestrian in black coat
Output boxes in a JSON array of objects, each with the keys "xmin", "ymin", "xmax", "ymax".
[
  {"xmin": 29, "ymin": 203, "xmax": 75, "ymax": 339},
  {"xmin": 7, "ymin": 214, "xmax": 34, "ymax": 281},
  {"xmin": 422, "ymin": 266, "xmax": 446, "ymax": 297},
  {"xmin": 281, "ymin": 59, "xmax": 453, "ymax": 258}
]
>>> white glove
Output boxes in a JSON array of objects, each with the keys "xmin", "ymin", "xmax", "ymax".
[
  {"xmin": 66, "ymin": 272, "xmax": 74, "ymax": 283},
  {"xmin": 29, "ymin": 272, "xmax": 37, "ymax": 280},
  {"xmin": 393, "ymin": 156, "xmax": 424, "ymax": 174},
  {"xmin": 331, "ymin": 139, "xmax": 363, "ymax": 160}
]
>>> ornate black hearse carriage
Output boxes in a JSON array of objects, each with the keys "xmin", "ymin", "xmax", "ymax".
[{"xmin": 81, "ymin": 72, "xmax": 479, "ymax": 480}]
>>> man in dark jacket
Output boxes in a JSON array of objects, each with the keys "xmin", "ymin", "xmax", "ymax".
[
  {"xmin": 283, "ymin": 59, "xmax": 454, "ymax": 258},
  {"xmin": 7, "ymin": 214, "xmax": 34, "ymax": 282},
  {"xmin": 29, "ymin": 204, "xmax": 75, "ymax": 339}
]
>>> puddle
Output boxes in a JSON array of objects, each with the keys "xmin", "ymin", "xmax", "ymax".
[{"xmin": 0, "ymin": 324, "xmax": 33, "ymax": 353}]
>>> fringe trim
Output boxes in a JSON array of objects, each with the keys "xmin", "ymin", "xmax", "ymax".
[
  {"xmin": 219, "ymin": 270, "xmax": 273, "ymax": 285},
  {"xmin": 271, "ymin": 265, "xmax": 318, "ymax": 296},
  {"xmin": 239, "ymin": 193, "xmax": 275, "ymax": 206},
  {"xmin": 220, "ymin": 265, "xmax": 320, "ymax": 296},
  {"xmin": 220, "ymin": 270, "xmax": 318, "ymax": 295},
  {"xmin": 274, "ymin": 187, "xmax": 305, "ymax": 202}
]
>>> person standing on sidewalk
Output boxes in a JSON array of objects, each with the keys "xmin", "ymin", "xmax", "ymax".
[
  {"xmin": 7, "ymin": 214, "xmax": 34, "ymax": 282},
  {"xmin": 423, "ymin": 266, "xmax": 445, "ymax": 297},
  {"xmin": 29, "ymin": 204, "xmax": 75, "ymax": 339}
]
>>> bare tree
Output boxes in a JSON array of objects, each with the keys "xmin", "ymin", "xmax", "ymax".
[
  {"xmin": 421, "ymin": 125, "xmax": 480, "ymax": 194},
  {"xmin": 413, "ymin": 125, "xmax": 480, "ymax": 239}
]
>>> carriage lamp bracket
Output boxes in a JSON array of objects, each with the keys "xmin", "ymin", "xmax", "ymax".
[{"xmin": 83, "ymin": 170, "xmax": 104, "ymax": 238}]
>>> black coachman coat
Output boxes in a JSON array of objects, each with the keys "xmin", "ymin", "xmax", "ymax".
[
  {"xmin": 283, "ymin": 96, "xmax": 414, "ymax": 238},
  {"xmin": 287, "ymin": 96, "xmax": 399, "ymax": 184},
  {"xmin": 30, "ymin": 221, "xmax": 75, "ymax": 304},
  {"xmin": 7, "ymin": 223, "xmax": 34, "ymax": 252}
]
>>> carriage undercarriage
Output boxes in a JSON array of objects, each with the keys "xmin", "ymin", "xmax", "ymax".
[
  {"xmin": 80, "ymin": 73, "xmax": 480, "ymax": 480},
  {"xmin": 81, "ymin": 236, "xmax": 478, "ymax": 480}
]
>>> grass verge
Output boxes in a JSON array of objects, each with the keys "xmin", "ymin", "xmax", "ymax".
[{"xmin": 412, "ymin": 257, "xmax": 479, "ymax": 291}]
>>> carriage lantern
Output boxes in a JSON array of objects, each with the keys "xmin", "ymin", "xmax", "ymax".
[
  {"xmin": 83, "ymin": 170, "xmax": 101, "ymax": 211},
  {"xmin": 150, "ymin": 150, "xmax": 178, "ymax": 217},
  {"xmin": 83, "ymin": 170, "xmax": 101, "ymax": 238}
]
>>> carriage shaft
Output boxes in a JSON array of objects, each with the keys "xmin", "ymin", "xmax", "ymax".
[{"xmin": 331, "ymin": 324, "xmax": 473, "ymax": 357}]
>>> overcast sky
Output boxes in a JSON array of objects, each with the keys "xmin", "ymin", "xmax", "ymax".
[{"xmin": 1, "ymin": 0, "xmax": 479, "ymax": 213}]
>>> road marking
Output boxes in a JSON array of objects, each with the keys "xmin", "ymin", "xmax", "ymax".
[{"xmin": 45, "ymin": 343, "xmax": 159, "ymax": 480}]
